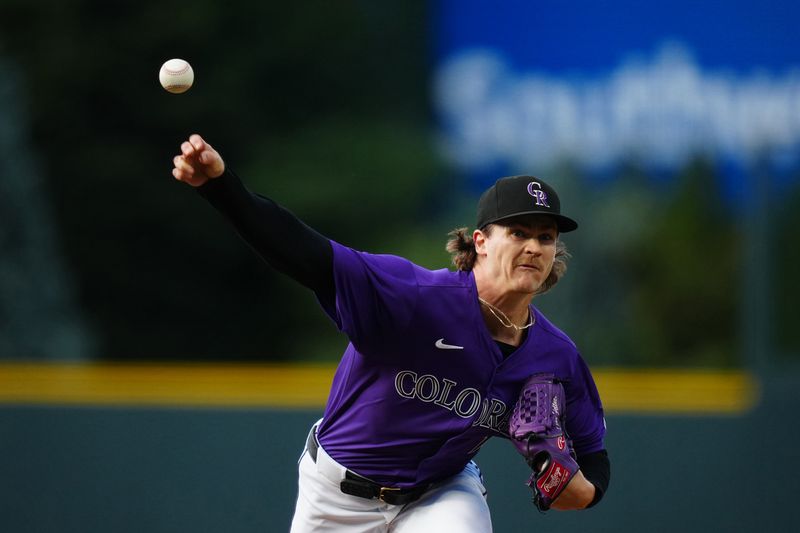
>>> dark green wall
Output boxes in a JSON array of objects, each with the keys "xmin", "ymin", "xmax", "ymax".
[{"xmin": 2, "ymin": 371, "xmax": 798, "ymax": 533}]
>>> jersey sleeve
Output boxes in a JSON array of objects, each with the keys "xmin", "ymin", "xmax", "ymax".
[
  {"xmin": 563, "ymin": 355, "xmax": 606, "ymax": 456},
  {"xmin": 323, "ymin": 241, "xmax": 420, "ymax": 353}
]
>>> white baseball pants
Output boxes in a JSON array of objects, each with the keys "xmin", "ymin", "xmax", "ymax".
[{"xmin": 289, "ymin": 435, "xmax": 492, "ymax": 532}]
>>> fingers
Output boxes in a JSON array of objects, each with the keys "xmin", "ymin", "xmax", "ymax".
[
  {"xmin": 198, "ymin": 150, "xmax": 212, "ymax": 164},
  {"xmin": 189, "ymin": 133, "xmax": 205, "ymax": 152},
  {"xmin": 173, "ymin": 154, "xmax": 193, "ymax": 174},
  {"xmin": 172, "ymin": 155, "xmax": 195, "ymax": 183},
  {"xmin": 181, "ymin": 141, "xmax": 195, "ymax": 158},
  {"xmin": 180, "ymin": 135, "xmax": 223, "ymax": 172},
  {"xmin": 181, "ymin": 135, "xmax": 209, "ymax": 159},
  {"xmin": 171, "ymin": 133, "xmax": 224, "ymax": 186},
  {"xmin": 187, "ymin": 134, "xmax": 217, "ymax": 165}
]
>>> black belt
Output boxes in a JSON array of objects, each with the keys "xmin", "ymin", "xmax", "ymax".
[{"xmin": 306, "ymin": 429, "xmax": 429, "ymax": 506}]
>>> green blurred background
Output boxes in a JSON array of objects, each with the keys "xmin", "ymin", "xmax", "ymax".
[
  {"xmin": 1, "ymin": 0, "xmax": 798, "ymax": 367},
  {"xmin": 1, "ymin": 1, "xmax": 799, "ymax": 532}
]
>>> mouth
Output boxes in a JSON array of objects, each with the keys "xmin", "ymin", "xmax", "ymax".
[{"xmin": 517, "ymin": 264, "xmax": 541, "ymax": 272}]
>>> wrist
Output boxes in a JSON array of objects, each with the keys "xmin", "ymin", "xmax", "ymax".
[{"xmin": 550, "ymin": 472, "xmax": 595, "ymax": 510}]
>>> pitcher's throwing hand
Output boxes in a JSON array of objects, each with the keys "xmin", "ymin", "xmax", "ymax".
[{"xmin": 172, "ymin": 134, "xmax": 225, "ymax": 188}]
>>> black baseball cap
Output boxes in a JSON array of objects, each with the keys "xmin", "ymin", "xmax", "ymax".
[{"xmin": 476, "ymin": 175, "xmax": 578, "ymax": 232}]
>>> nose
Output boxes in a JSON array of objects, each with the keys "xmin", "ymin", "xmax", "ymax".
[{"xmin": 524, "ymin": 237, "xmax": 543, "ymax": 256}]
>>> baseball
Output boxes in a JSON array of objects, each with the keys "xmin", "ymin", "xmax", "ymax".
[{"xmin": 159, "ymin": 58, "xmax": 194, "ymax": 94}]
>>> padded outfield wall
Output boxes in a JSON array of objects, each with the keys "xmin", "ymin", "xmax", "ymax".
[{"xmin": 1, "ymin": 363, "xmax": 796, "ymax": 533}]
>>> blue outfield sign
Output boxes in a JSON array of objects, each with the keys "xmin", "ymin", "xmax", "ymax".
[{"xmin": 432, "ymin": 0, "xmax": 800, "ymax": 180}]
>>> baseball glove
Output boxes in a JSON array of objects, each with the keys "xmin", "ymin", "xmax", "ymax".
[{"xmin": 509, "ymin": 373, "xmax": 579, "ymax": 511}]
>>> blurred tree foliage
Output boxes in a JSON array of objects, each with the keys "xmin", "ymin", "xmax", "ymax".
[
  {"xmin": 0, "ymin": 0, "xmax": 442, "ymax": 360},
  {"xmin": 773, "ymin": 175, "xmax": 800, "ymax": 361},
  {"xmin": 621, "ymin": 160, "xmax": 739, "ymax": 366},
  {"xmin": 1, "ymin": 1, "xmax": 790, "ymax": 368},
  {"xmin": 533, "ymin": 159, "xmax": 740, "ymax": 368},
  {"xmin": 0, "ymin": 60, "xmax": 96, "ymax": 359}
]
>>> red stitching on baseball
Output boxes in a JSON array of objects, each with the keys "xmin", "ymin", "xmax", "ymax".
[{"xmin": 164, "ymin": 65, "xmax": 190, "ymax": 76}]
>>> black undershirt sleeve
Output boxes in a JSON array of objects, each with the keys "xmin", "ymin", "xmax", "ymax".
[
  {"xmin": 196, "ymin": 169, "xmax": 336, "ymax": 308},
  {"xmin": 577, "ymin": 449, "xmax": 610, "ymax": 507}
]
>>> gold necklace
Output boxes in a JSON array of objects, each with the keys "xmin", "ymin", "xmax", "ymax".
[{"xmin": 478, "ymin": 298, "xmax": 535, "ymax": 331}]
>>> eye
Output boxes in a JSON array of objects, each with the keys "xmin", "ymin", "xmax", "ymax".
[
  {"xmin": 538, "ymin": 232, "xmax": 556, "ymax": 242},
  {"xmin": 511, "ymin": 229, "xmax": 527, "ymax": 239}
]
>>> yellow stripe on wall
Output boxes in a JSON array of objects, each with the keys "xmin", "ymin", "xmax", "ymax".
[
  {"xmin": 0, "ymin": 363, "xmax": 759, "ymax": 414},
  {"xmin": 0, "ymin": 362, "xmax": 334, "ymax": 408},
  {"xmin": 593, "ymin": 368, "xmax": 759, "ymax": 415}
]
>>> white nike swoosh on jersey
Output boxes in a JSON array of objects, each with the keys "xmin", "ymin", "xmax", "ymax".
[{"xmin": 435, "ymin": 338, "xmax": 464, "ymax": 350}]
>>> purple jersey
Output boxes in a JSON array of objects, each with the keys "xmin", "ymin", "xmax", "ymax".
[{"xmin": 316, "ymin": 241, "xmax": 606, "ymax": 488}]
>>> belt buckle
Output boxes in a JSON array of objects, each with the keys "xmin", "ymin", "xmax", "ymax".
[{"xmin": 379, "ymin": 486, "xmax": 401, "ymax": 504}]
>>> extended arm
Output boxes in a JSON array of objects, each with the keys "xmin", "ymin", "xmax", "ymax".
[{"xmin": 171, "ymin": 134, "xmax": 335, "ymax": 304}]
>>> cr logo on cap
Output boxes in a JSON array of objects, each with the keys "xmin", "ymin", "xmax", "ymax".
[{"xmin": 527, "ymin": 182, "xmax": 550, "ymax": 208}]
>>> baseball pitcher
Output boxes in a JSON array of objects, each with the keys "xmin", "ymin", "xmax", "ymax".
[{"xmin": 171, "ymin": 134, "xmax": 610, "ymax": 532}]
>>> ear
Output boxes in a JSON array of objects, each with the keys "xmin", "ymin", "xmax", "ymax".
[{"xmin": 473, "ymin": 229, "xmax": 488, "ymax": 256}]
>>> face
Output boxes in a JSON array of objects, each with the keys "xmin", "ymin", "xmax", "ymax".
[{"xmin": 474, "ymin": 215, "xmax": 558, "ymax": 296}]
